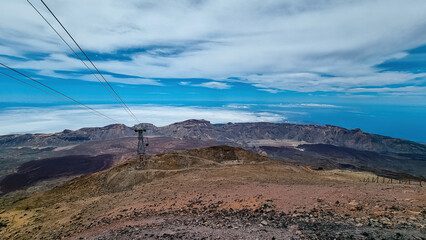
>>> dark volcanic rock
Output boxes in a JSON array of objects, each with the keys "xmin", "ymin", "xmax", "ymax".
[{"xmin": 0, "ymin": 154, "xmax": 114, "ymax": 193}]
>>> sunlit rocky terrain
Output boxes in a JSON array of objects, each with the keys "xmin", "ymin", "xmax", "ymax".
[{"xmin": 0, "ymin": 120, "xmax": 425, "ymax": 239}]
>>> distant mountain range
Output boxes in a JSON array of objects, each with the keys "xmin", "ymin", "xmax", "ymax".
[
  {"xmin": 2, "ymin": 119, "xmax": 425, "ymax": 153},
  {"xmin": 0, "ymin": 119, "xmax": 425, "ymax": 193}
]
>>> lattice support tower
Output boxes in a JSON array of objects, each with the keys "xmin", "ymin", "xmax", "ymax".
[{"xmin": 134, "ymin": 126, "xmax": 148, "ymax": 164}]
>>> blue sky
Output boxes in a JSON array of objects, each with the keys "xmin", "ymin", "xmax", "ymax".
[{"xmin": 0, "ymin": 0, "xmax": 426, "ymax": 142}]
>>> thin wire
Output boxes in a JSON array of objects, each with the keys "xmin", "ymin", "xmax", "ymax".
[
  {"xmin": 0, "ymin": 63, "xmax": 120, "ymax": 123},
  {"xmin": 40, "ymin": 0, "xmax": 140, "ymax": 123},
  {"xmin": 26, "ymin": 0, "xmax": 136, "ymax": 122},
  {"xmin": 0, "ymin": 71, "xmax": 109, "ymax": 120},
  {"xmin": 1, "ymin": 71, "xmax": 73, "ymax": 105}
]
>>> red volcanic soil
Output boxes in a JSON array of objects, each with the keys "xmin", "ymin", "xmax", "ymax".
[{"xmin": 0, "ymin": 154, "xmax": 114, "ymax": 193}]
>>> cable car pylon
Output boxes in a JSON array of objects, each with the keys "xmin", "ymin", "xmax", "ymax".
[{"xmin": 134, "ymin": 125, "xmax": 148, "ymax": 166}]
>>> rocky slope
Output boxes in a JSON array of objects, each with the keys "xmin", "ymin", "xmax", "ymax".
[
  {"xmin": 0, "ymin": 146, "xmax": 424, "ymax": 240},
  {"xmin": 0, "ymin": 137, "xmax": 219, "ymax": 194},
  {"xmin": 156, "ymin": 120, "xmax": 426, "ymax": 154},
  {"xmin": 0, "ymin": 124, "xmax": 134, "ymax": 147}
]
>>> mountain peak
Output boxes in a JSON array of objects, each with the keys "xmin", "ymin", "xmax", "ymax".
[
  {"xmin": 101, "ymin": 124, "xmax": 127, "ymax": 129},
  {"xmin": 173, "ymin": 119, "xmax": 212, "ymax": 125}
]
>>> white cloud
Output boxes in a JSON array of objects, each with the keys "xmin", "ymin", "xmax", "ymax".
[
  {"xmin": 245, "ymin": 72, "xmax": 426, "ymax": 92},
  {"xmin": 179, "ymin": 81, "xmax": 231, "ymax": 89},
  {"xmin": 79, "ymin": 74, "xmax": 162, "ymax": 86},
  {"xmin": 225, "ymin": 104, "xmax": 252, "ymax": 109},
  {"xmin": 1, "ymin": 0, "xmax": 426, "ymax": 94},
  {"xmin": 349, "ymin": 86, "xmax": 426, "ymax": 95},
  {"xmin": 0, "ymin": 105, "xmax": 285, "ymax": 135},
  {"xmin": 269, "ymin": 103, "xmax": 341, "ymax": 108},
  {"xmin": 299, "ymin": 104, "xmax": 340, "ymax": 108},
  {"xmin": 194, "ymin": 81, "xmax": 231, "ymax": 89},
  {"xmin": 258, "ymin": 88, "xmax": 280, "ymax": 94}
]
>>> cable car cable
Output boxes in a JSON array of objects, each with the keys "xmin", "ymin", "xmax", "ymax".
[
  {"xmin": 0, "ymin": 63, "xmax": 120, "ymax": 123},
  {"xmin": 40, "ymin": 0, "xmax": 140, "ymax": 123},
  {"xmin": 27, "ymin": 0, "xmax": 137, "ymax": 123}
]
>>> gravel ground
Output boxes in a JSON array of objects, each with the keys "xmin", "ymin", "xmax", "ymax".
[{"xmin": 87, "ymin": 200, "xmax": 426, "ymax": 240}]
